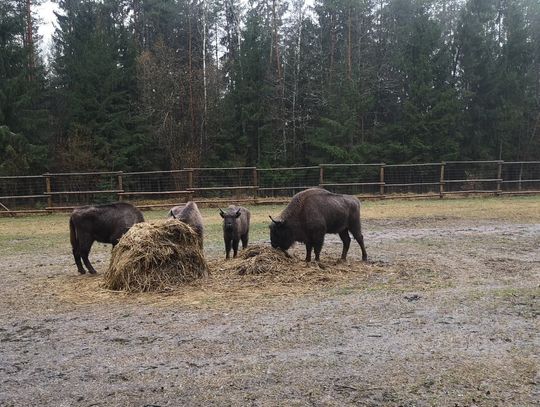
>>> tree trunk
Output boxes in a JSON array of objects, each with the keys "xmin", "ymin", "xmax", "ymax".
[
  {"xmin": 202, "ymin": 0, "xmax": 207, "ymax": 148},
  {"xmin": 292, "ymin": 2, "xmax": 304, "ymax": 163},
  {"xmin": 270, "ymin": 0, "xmax": 286, "ymax": 159},
  {"xmin": 132, "ymin": 0, "xmax": 142, "ymax": 49},
  {"xmin": 188, "ymin": 9, "xmax": 196, "ymax": 150},
  {"xmin": 347, "ymin": 7, "xmax": 352, "ymax": 81},
  {"xmin": 330, "ymin": 13, "xmax": 336, "ymax": 85},
  {"xmin": 25, "ymin": 0, "xmax": 34, "ymax": 80},
  {"xmin": 272, "ymin": 0, "xmax": 282, "ymax": 80}
]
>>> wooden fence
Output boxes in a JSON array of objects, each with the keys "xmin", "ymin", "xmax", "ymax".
[{"xmin": 1, "ymin": 161, "xmax": 539, "ymax": 214}]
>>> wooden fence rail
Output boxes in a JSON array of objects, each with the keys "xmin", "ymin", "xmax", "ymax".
[{"xmin": 0, "ymin": 161, "xmax": 539, "ymax": 214}]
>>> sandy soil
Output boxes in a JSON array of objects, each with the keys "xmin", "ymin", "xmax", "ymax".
[{"xmin": 0, "ymin": 209, "xmax": 539, "ymax": 406}]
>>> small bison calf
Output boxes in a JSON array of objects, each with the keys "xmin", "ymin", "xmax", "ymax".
[{"xmin": 219, "ymin": 205, "xmax": 251, "ymax": 259}]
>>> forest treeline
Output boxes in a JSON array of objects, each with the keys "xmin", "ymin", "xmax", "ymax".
[{"xmin": 1, "ymin": 0, "xmax": 539, "ymax": 175}]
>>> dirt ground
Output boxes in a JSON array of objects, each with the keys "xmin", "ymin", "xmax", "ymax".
[{"xmin": 0, "ymin": 197, "xmax": 539, "ymax": 406}]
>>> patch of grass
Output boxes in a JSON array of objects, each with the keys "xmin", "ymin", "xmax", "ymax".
[
  {"xmin": 361, "ymin": 195, "xmax": 540, "ymax": 222},
  {"xmin": 489, "ymin": 286, "xmax": 540, "ymax": 298},
  {"xmin": 330, "ymin": 285, "xmax": 359, "ymax": 296},
  {"xmin": 0, "ymin": 214, "xmax": 69, "ymax": 255},
  {"xmin": 1, "ymin": 196, "xmax": 538, "ymax": 257}
]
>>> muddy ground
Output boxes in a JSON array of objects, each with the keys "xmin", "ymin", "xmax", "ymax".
[{"xmin": 0, "ymin": 199, "xmax": 539, "ymax": 406}]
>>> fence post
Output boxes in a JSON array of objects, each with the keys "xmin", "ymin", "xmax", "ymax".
[
  {"xmin": 187, "ymin": 169, "xmax": 193, "ymax": 189},
  {"xmin": 518, "ymin": 163, "xmax": 523, "ymax": 191},
  {"xmin": 253, "ymin": 167, "xmax": 258, "ymax": 201},
  {"xmin": 379, "ymin": 163, "xmax": 385, "ymax": 196},
  {"xmin": 439, "ymin": 162, "xmax": 445, "ymax": 198},
  {"xmin": 117, "ymin": 172, "xmax": 123, "ymax": 201},
  {"xmin": 496, "ymin": 161, "xmax": 503, "ymax": 195},
  {"xmin": 44, "ymin": 173, "xmax": 52, "ymax": 208},
  {"xmin": 319, "ymin": 164, "xmax": 324, "ymax": 186},
  {"xmin": 187, "ymin": 169, "xmax": 194, "ymax": 200}
]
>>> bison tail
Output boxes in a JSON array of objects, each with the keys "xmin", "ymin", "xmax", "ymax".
[{"xmin": 69, "ymin": 217, "xmax": 78, "ymax": 250}]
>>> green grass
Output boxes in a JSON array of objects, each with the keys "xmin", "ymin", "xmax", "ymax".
[
  {"xmin": 0, "ymin": 214, "xmax": 70, "ymax": 255},
  {"xmin": 1, "ymin": 195, "xmax": 539, "ymax": 257},
  {"xmin": 360, "ymin": 195, "xmax": 540, "ymax": 221},
  {"xmin": 0, "ymin": 205, "xmax": 283, "ymax": 257}
]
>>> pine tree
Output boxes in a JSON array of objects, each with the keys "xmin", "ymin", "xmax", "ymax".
[
  {"xmin": 494, "ymin": 0, "xmax": 536, "ymax": 159},
  {"xmin": 455, "ymin": 0, "xmax": 500, "ymax": 159},
  {"xmin": 0, "ymin": 0, "xmax": 49, "ymax": 174},
  {"xmin": 51, "ymin": 0, "xmax": 152, "ymax": 171},
  {"xmin": 136, "ymin": 0, "xmax": 213, "ymax": 169},
  {"xmin": 394, "ymin": 0, "xmax": 461, "ymax": 162}
]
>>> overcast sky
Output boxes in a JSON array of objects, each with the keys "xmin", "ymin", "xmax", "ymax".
[{"xmin": 36, "ymin": 0, "xmax": 59, "ymax": 59}]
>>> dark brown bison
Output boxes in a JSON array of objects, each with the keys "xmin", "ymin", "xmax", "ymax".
[
  {"xmin": 269, "ymin": 188, "xmax": 367, "ymax": 262},
  {"xmin": 69, "ymin": 202, "xmax": 144, "ymax": 274},
  {"xmin": 168, "ymin": 201, "xmax": 204, "ymax": 247},
  {"xmin": 219, "ymin": 205, "xmax": 251, "ymax": 259}
]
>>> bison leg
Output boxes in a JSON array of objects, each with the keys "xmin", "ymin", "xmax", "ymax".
[
  {"xmin": 339, "ymin": 230, "xmax": 351, "ymax": 261},
  {"xmin": 350, "ymin": 229, "xmax": 367, "ymax": 261},
  {"xmin": 313, "ymin": 238, "xmax": 324, "ymax": 262},
  {"xmin": 225, "ymin": 239, "xmax": 232, "ymax": 259},
  {"xmin": 241, "ymin": 232, "xmax": 249, "ymax": 249},
  {"xmin": 81, "ymin": 252, "xmax": 98, "ymax": 274},
  {"xmin": 79, "ymin": 238, "xmax": 98, "ymax": 274},
  {"xmin": 305, "ymin": 242, "xmax": 313, "ymax": 262},
  {"xmin": 232, "ymin": 239, "xmax": 240, "ymax": 258},
  {"xmin": 72, "ymin": 247, "xmax": 86, "ymax": 274}
]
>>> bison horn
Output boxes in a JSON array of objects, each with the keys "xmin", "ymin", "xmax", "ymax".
[
  {"xmin": 269, "ymin": 215, "xmax": 282, "ymax": 224},
  {"xmin": 219, "ymin": 208, "xmax": 225, "ymax": 218}
]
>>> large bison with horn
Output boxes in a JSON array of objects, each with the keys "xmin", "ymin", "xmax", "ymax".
[
  {"xmin": 269, "ymin": 188, "xmax": 367, "ymax": 262},
  {"xmin": 69, "ymin": 202, "xmax": 144, "ymax": 274}
]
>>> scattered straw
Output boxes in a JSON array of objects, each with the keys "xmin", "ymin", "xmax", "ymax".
[
  {"xmin": 218, "ymin": 245, "xmax": 295, "ymax": 275},
  {"xmin": 53, "ymin": 241, "xmax": 384, "ymax": 304},
  {"xmin": 211, "ymin": 244, "xmax": 377, "ymax": 279},
  {"xmin": 49, "ymin": 248, "xmax": 385, "ymax": 307},
  {"xmin": 102, "ymin": 219, "xmax": 208, "ymax": 292}
]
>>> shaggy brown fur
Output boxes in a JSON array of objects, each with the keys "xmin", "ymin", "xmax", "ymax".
[{"xmin": 269, "ymin": 188, "xmax": 367, "ymax": 262}]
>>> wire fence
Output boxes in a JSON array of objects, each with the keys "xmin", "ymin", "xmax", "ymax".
[
  {"xmin": 258, "ymin": 166, "xmax": 320, "ymax": 197},
  {"xmin": 1, "ymin": 161, "xmax": 539, "ymax": 214}
]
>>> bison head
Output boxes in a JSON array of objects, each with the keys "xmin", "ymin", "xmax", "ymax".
[
  {"xmin": 220, "ymin": 208, "xmax": 241, "ymax": 232},
  {"xmin": 269, "ymin": 216, "xmax": 294, "ymax": 251}
]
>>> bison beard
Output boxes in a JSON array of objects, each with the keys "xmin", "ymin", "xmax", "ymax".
[{"xmin": 269, "ymin": 188, "xmax": 367, "ymax": 262}]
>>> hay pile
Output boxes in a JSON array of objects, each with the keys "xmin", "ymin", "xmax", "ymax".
[
  {"xmin": 216, "ymin": 245, "xmax": 296, "ymax": 275},
  {"xmin": 102, "ymin": 219, "xmax": 208, "ymax": 292}
]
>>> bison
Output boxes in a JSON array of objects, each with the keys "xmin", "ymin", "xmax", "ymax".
[
  {"xmin": 269, "ymin": 188, "xmax": 367, "ymax": 262},
  {"xmin": 69, "ymin": 202, "xmax": 144, "ymax": 274},
  {"xmin": 219, "ymin": 205, "xmax": 251, "ymax": 259},
  {"xmin": 168, "ymin": 201, "xmax": 204, "ymax": 248}
]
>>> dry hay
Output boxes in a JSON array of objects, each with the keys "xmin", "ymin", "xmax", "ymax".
[
  {"xmin": 102, "ymin": 219, "xmax": 208, "ymax": 292},
  {"xmin": 224, "ymin": 245, "xmax": 296, "ymax": 275},
  {"xmin": 205, "ymin": 245, "xmax": 387, "ymax": 305},
  {"xmin": 212, "ymin": 244, "xmax": 377, "ymax": 278},
  {"xmin": 46, "ymin": 243, "xmax": 386, "ymax": 308}
]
